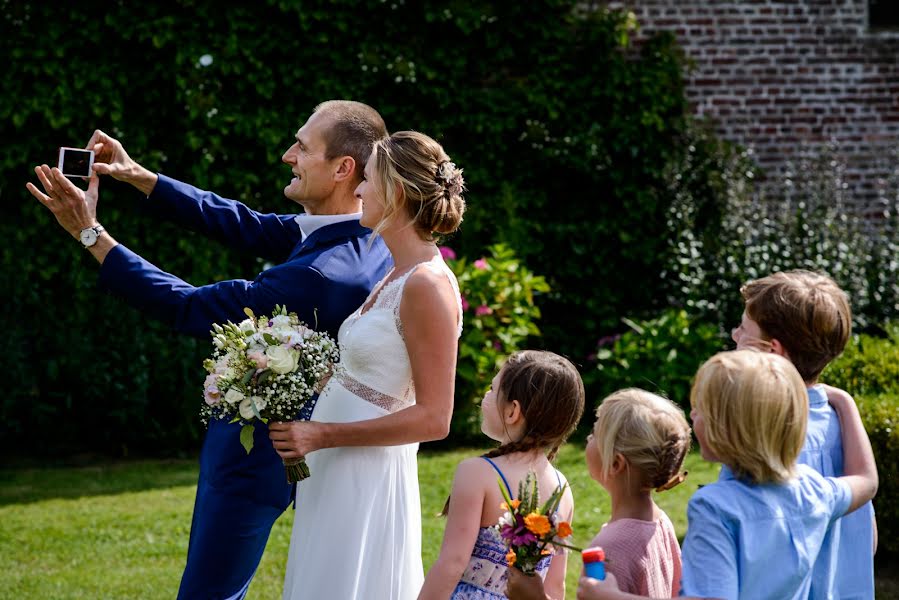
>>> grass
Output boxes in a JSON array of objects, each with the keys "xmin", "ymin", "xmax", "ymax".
[{"xmin": 1, "ymin": 445, "xmax": 896, "ymax": 598}]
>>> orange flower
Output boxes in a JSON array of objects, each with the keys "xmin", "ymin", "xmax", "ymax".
[
  {"xmin": 556, "ymin": 521, "xmax": 573, "ymax": 537},
  {"xmin": 506, "ymin": 550, "xmax": 517, "ymax": 566},
  {"xmin": 524, "ymin": 513, "xmax": 551, "ymax": 536},
  {"xmin": 500, "ymin": 499, "xmax": 522, "ymax": 511},
  {"xmin": 541, "ymin": 547, "xmax": 553, "ymax": 555}
]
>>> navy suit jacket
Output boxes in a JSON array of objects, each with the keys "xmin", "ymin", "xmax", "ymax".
[{"xmin": 98, "ymin": 174, "xmax": 392, "ymax": 508}]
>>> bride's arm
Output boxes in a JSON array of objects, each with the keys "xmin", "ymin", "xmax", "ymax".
[{"xmin": 269, "ymin": 267, "xmax": 457, "ymax": 454}]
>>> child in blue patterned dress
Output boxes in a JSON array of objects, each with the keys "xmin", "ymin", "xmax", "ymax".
[{"xmin": 418, "ymin": 350, "xmax": 585, "ymax": 600}]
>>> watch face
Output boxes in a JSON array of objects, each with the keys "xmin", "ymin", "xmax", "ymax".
[{"xmin": 80, "ymin": 228, "xmax": 98, "ymax": 246}]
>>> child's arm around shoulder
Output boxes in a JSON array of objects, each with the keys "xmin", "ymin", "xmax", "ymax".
[
  {"xmin": 820, "ymin": 384, "xmax": 879, "ymax": 514},
  {"xmin": 417, "ymin": 457, "xmax": 489, "ymax": 600}
]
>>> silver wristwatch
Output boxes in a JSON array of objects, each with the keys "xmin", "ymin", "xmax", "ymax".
[{"xmin": 79, "ymin": 225, "xmax": 105, "ymax": 248}]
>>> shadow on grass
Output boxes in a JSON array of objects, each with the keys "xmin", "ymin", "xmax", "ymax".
[{"xmin": 0, "ymin": 458, "xmax": 199, "ymax": 506}]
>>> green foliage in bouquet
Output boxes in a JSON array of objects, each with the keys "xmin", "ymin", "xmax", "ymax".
[
  {"xmin": 444, "ymin": 244, "xmax": 550, "ymax": 438},
  {"xmin": 587, "ymin": 309, "xmax": 727, "ymax": 412}
]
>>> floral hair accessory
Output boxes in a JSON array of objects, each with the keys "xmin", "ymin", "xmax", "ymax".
[{"xmin": 436, "ymin": 161, "xmax": 465, "ymax": 198}]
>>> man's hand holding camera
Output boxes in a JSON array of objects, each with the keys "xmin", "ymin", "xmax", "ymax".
[
  {"xmin": 25, "ymin": 129, "xmax": 162, "ymax": 263},
  {"xmin": 86, "ymin": 129, "xmax": 157, "ymax": 195}
]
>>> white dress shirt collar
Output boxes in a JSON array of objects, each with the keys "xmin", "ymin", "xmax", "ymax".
[{"xmin": 294, "ymin": 212, "xmax": 362, "ymax": 241}]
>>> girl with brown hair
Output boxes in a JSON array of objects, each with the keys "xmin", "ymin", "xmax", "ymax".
[{"xmin": 419, "ymin": 350, "xmax": 585, "ymax": 600}]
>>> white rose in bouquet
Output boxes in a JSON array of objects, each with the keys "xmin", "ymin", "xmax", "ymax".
[
  {"xmin": 224, "ymin": 388, "xmax": 245, "ymax": 405},
  {"xmin": 266, "ymin": 345, "xmax": 299, "ymax": 374},
  {"xmin": 239, "ymin": 396, "xmax": 267, "ymax": 420},
  {"xmin": 238, "ymin": 397, "xmax": 255, "ymax": 420}
]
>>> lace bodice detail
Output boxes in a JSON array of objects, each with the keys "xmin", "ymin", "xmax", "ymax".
[
  {"xmin": 332, "ymin": 257, "xmax": 462, "ymax": 413},
  {"xmin": 451, "ymin": 527, "xmax": 552, "ymax": 599}
]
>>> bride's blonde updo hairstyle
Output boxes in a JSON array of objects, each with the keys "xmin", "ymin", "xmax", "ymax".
[{"xmin": 369, "ymin": 131, "xmax": 466, "ymax": 240}]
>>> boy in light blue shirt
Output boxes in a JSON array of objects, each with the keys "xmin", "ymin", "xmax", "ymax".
[{"xmin": 735, "ymin": 270, "xmax": 876, "ymax": 599}]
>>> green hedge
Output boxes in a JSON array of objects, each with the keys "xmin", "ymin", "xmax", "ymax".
[
  {"xmin": 823, "ymin": 327, "xmax": 899, "ymax": 555},
  {"xmin": 446, "ymin": 244, "xmax": 550, "ymax": 439},
  {"xmin": 2, "ymin": 1, "xmax": 692, "ymax": 455},
  {"xmin": 822, "ymin": 325, "xmax": 899, "ymax": 397},
  {"xmin": 855, "ymin": 395, "xmax": 899, "ymax": 555},
  {"xmin": 586, "ymin": 309, "xmax": 728, "ymax": 412}
]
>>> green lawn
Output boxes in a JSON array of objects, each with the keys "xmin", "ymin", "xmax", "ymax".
[{"xmin": 1, "ymin": 445, "xmax": 896, "ymax": 598}]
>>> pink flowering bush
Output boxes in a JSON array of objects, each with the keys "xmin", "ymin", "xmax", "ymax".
[{"xmin": 442, "ymin": 243, "xmax": 550, "ymax": 437}]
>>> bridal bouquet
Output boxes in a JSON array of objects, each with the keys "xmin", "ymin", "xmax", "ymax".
[
  {"xmin": 496, "ymin": 471, "xmax": 579, "ymax": 574},
  {"xmin": 201, "ymin": 305, "xmax": 338, "ymax": 482}
]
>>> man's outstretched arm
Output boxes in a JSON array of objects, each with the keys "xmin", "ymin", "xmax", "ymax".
[{"xmin": 88, "ymin": 129, "xmax": 300, "ymax": 262}]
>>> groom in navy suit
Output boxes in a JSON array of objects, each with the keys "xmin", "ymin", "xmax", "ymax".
[{"xmin": 27, "ymin": 100, "xmax": 393, "ymax": 599}]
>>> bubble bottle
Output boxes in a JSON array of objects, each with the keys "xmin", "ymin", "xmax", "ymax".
[{"xmin": 582, "ymin": 546, "xmax": 606, "ymax": 581}]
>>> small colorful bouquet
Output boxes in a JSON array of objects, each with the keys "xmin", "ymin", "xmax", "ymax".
[
  {"xmin": 495, "ymin": 471, "xmax": 580, "ymax": 574},
  {"xmin": 201, "ymin": 305, "xmax": 339, "ymax": 482}
]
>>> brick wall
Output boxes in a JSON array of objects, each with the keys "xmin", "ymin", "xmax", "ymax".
[{"xmin": 602, "ymin": 0, "xmax": 899, "ymax": 204}]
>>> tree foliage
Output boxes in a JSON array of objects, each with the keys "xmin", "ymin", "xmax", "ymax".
[{"xmin": 2, "ymin": 1, "xmax": 690, "ymax": 454}]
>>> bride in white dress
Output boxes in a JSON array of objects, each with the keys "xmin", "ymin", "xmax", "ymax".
[{"xmin": 269, "ymin": 130, "xmax": 466, "ymax": 600}]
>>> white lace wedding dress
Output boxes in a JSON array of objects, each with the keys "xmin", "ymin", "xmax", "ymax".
[{"xmin": 282, "ymin": 257, "xmax": 462, "ymax": 600}]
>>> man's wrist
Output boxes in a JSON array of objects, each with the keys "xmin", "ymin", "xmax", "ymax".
[
  {"xmin": 126, "ymin": 165, "xmax": 158, "ymax": 196},
  {"xmin": 86, "ymin": 230, "xmax": 117, "ymax": 265}
]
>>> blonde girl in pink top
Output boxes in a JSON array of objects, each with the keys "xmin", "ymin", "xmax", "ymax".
[{"xmin": 584, "ymin": 389, "xmax": 691, "ymax": 597}]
